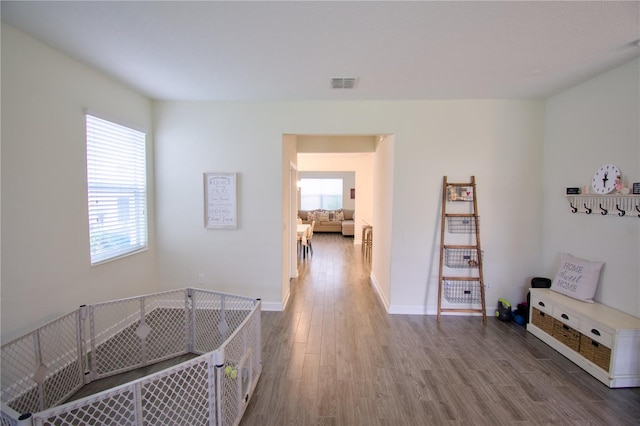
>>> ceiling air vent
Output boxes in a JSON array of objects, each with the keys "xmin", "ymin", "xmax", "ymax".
[{"xmin": 331, "ymin": 77, "xmax": 358, "ymax": 89}]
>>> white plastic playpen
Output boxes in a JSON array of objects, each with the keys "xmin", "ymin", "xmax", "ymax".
[{"xmin": 1, "ymin": 288, "xmax": 261, "ymax": 425}]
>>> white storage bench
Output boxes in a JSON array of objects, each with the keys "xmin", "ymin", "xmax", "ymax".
[{"xmin": 527, "ymin": 288, "xmax": 640, "ymax": 388}]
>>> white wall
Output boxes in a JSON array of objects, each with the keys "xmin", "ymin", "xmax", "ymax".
[
  {"xmin": 387, "ymin": 101, "xmax": 546, "ymax": 314},
  {"xmin": 154, "ymin": 100, "xmax": 545, "ymax": 314},
  {"xmin": 282, "ymin": 134, "xmax": 297, "ymax": 306},
  {"xmin": 371, "ymin": 135, "xmax": 395, "ymax": 309},
  {"xmin": 1, "ymin": 25, "xmax": 157, "ymax": 343},
  {"xmin": 543, "ymin": 58, "xmax": 640, "ymax": 317},
  {"xmin": 153, "ymin": 102, "xmax": 286, "ymax": 308},
  {"xmin": 297, "ymin": 135, "xmax": 376, "ymax": 153}
]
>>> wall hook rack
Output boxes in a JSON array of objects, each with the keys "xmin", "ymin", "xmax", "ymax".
[{"xmin": 566, "ymin": 194, "xmax": 640, "ymax": 218}]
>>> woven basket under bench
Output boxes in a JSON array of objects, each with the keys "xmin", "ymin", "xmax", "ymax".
[
  {"xmin": 580, "ymin": 335, "xmax": 612, "ymax": 372},
  {"xmin": 552, "ymin": 319, "xmax": 581, "ymax": 352},
  {"xmin": 531, "ymin": 308, "xmax": 553, "ymax": 335}
]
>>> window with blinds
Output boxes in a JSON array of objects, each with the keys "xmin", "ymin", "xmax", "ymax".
[
  {"xmin": 86, "ymin": 114, "xmax": 148, "ymax": 265},
  {"xmin": 300, "ymin": 178, "xmax": 343, "ymax": 210}
]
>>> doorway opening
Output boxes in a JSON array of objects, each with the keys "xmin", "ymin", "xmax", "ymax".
[{"xmin": 282, "ymin": 134, "xmax": 395, "ymax": 313}]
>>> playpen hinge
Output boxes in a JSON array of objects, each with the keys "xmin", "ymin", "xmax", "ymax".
[
  {"xmin": 17, "ymin": 412, "xmax": 33, "ymax": 426},
  {"xmin": 78, "ymin": 305, "xmax": 92, "ymax": 385},
  {"xmin": 213, "ymin": 349, "xmax": 225, "ymax": 366}
]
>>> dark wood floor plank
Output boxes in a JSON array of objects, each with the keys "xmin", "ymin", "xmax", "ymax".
[
  {"xmin": 287, "ymin": 341, "xmax": 307, "ymax": 380},
  {"xmin": 306, "ymin": 325, "xmax": 323, "ymax": 354},
  {"xmin": 301, "ymin": 353, "xmax": 321, "ymax": 399}
]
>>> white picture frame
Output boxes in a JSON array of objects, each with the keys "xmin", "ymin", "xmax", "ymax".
[{"xmin": 204, "ymin": 172, "xmax": 237, "ymax": 229}]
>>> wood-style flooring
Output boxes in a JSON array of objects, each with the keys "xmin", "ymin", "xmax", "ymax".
[{"xmin": 240, "ymin": 233, "xmax": 640, "ymax": 426}]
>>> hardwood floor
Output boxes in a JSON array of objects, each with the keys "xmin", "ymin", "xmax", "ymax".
[{"xmin": 240, "ymin": 233, "xmax": 640, "ymax": 426}]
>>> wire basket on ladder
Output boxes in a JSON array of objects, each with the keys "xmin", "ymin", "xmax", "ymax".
[
  {"xmin": 446, "ymin": 216, "xmax": 479, "ymax": 233},
  {"xmin": 443, "ymin": 280, "xmax": 482, "ymax": 304},
  {"xmin": 444, "ymin": 248, "xmax": 483, "ymax": 268}
]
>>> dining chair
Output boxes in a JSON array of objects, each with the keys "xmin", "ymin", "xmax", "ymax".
[
  {"xmin": 306, "ymin": 220, "xmax": 315, "ymax": 256},
  {"xmin": 363, "ymin": 226, "xmax": 373, "ymax": 264},
  {"xmin": 297, "ymin": 226, "xmax": 303, "ymax": 256},
  {"xmin": 361, "ymin": 224, "xmax": 373, "ymax": 256}
]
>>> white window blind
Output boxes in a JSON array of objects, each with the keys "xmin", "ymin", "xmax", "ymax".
[
  {"xmin": 86, "ymin": 114, "xmax": 148, "ymax": 265},
  {"xmin": 300, "ymin": 178, "xmax": 343, "ymax": 210}
]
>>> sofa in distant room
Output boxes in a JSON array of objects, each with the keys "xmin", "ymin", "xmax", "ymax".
[{"xmin": 298, "ymin": 209, "xmax": 355, "ymax": 236}]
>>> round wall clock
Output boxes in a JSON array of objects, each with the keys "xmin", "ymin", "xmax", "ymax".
[{"xmin": 591, "ymin": 164, "xmax": 620, "ymax": 194}]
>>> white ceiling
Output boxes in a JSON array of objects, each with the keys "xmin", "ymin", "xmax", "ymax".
[{"xmin": 2, "ymin": 1, "xmax": 639, "ymax": 101}]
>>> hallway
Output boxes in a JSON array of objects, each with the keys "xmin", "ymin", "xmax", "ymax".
[{"xmin": 240, "ymin": 233, "xmax": 639, "ymax": 425}]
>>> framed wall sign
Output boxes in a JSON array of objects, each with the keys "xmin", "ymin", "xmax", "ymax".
[{"xmin": 204, "ymin": 173, "xmax": 237, "ymax": 229}]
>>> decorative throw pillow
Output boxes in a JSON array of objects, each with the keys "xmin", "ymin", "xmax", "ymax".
[
  {"xmin": 328, "ymin": 211, "xmax": 335, "ymax": 221},
  {"xmin": 317, "ymin": 211, "xmax": 330, "ymax": 222},
  {"xmin": 550, "ymin": 253, "xmax": 604, "ymax": 303},
  {"xmin": 307, "ymin": 211, "xmax": 316, "ymax": 221},
  {"xmin": 335, "ymin": 211, "xmax": 344, "ymax": 221}
]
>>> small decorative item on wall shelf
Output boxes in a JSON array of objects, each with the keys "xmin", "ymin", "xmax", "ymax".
[
  {"xmin": 633, "ymin": 183, "xmax": 640, "ymax": 195},
  {"xmin": 350, "ymin": 188, "xmax": 355, "ymax": 199},
  {"xmin": 591, "ymin": 164, "xmax": 620, "ymax": 194}
]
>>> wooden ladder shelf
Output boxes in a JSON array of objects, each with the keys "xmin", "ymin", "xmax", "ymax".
[{"xmin": 437, "ymin": 176, "xmax": 487, "ymax": 323}]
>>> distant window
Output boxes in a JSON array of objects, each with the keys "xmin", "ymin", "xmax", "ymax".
[
  {"xmin": 86, "ymin": 114, "xmax": 148, "ymax": 265},
  {"xmin": 300, "ymin": 178, "xmax": 343, "ymax": 210}
]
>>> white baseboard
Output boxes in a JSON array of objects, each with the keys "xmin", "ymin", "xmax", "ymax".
[
  {"xmin": 260, "ymin": 301, "xmax": 284, "ymax": 311},
  {"xmin": 369, "ymin": 272, "xmax": 390, "ymax": 311},
  {"xmin": 259, "ymin": 287, "xmax": 291, "ymax": 312},
  {"xmin": 281, "ymin": 289, "xmax": 290, "ymax": 310},
  {"xmin": 388, "ymin": 304, "xmax": 430, "ymax": 315},
  {"xmin": 388, "ymin": 304, "xmax": 495, "ymax": 316},
  {"xmin": 382, "ymin": 291, "xmax": 495, "ymax": 316}
]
